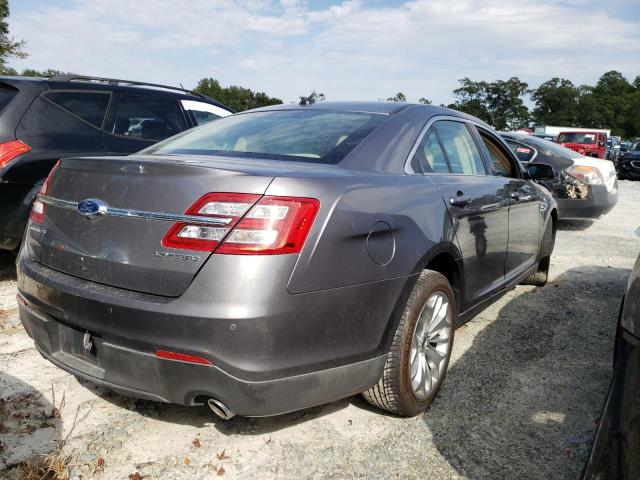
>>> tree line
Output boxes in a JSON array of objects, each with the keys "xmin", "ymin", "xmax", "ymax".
[{"xmin": 446, "ymin": 72, "xmax": 640, "ymax": 138}]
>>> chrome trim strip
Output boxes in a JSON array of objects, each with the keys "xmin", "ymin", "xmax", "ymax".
[{"xmin": 38, "ymin": 195, "xmax": 234, "ymax": 226}]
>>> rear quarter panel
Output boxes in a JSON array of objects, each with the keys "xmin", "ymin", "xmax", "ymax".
[{"xmin": 265, "ymin": 172, "xmax": 457, "ymax": 293}]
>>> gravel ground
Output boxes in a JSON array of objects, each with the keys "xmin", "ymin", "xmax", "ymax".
[{"xmin": 1, "ymin": 181, "xmax": 639, "ymax": 480}]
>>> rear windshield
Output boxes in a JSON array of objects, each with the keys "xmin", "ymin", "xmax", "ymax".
[
  {"xmin": 146, "ymin": 109, "xmax": 386, "ymax": 164},
  {"xmin": 516, "ymin": 135, "xmax": 581, "ymax": 159},
  {"xmin": 0, "ymin": 84, "xmax": 18, "ymax": 113},
  {"xmin": 557, "ymin": 132, "xmax": 597, "ymax": 144}
]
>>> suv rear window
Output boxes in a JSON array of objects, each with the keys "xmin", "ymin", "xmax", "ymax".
[
  {"xmin": 45, "ymin": 91, "xmax": 110, "ymax": 128},
  {"xmin": 0, "ymin": 84, "xmax": 18, "ymax": 113},
  {"xmin": 146, "ymin": 110, "xmax": 386, "ymax": 164}
]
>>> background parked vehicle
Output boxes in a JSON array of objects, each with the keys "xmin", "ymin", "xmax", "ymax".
[
  {"xmin": 557, "ymin": 130, "xmax": 608, "ymax": 159},
  {"xmin": 17, "ymin": 102, "xmax": 557, "ymax": 419},
  {"xmin": 606, "ymin": 136, "xmax": 621, "ymax": 162},
  {"xmin": 501, "ymin": 133, "xmax": 618, "ymax": 219},
  {"xmin": 533, "ymin": 125, "xmax": 610, "ymax": 141},
  {"xmin": 617, "ymin": 140, "xmax": 640, "ymax": 180},
  {"xmin": 0, "ymin": 75, "xmax": 233, "ymax": 252},
  {"xmin": 583, "ymin": 243, "xmax": 640, "ymax": 480}
]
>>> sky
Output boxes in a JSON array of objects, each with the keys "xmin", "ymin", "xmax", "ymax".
[{"xmin": 8, "ymin": 0, "xmax": 640, "ymax": 105}]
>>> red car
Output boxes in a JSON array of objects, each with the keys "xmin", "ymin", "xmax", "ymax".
[{"xmin": 557, "ymin": 131, "xmax": 608, "ymax": 159}]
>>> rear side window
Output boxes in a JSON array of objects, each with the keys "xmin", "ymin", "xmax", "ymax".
[
  {"xmin": 479, "ymin": 133, "xmax": 515, "ymax": 177},
  {"xmin": 181, "ymin": 99, "xmax": 231, "ymax": 126},
  {"xmin": 146, "ymin": 110, "xmax": 386, "ymax": 164},
  {"xmin": 0, "ymin": 84, "xmax": 18, "ymax": 113},
  {"xmin": 44, "ymin": 91, "xmax": 110, "ymax": 128},
  {"xmin": 434, "ymin": 121, "xmax": 486, "ymax": 175},
  {"xmin": 411, "ymin": 129, "xmax": 450, "ymax": 173},
  {"xmin": 505, "ymin": 140, "xmax": 536, "ymax": 163},
  {"xmin": 110, "ymin": 94, "xmax": 187, "ymax": 141}
]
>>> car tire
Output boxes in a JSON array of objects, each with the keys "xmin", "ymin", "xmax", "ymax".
[
  {"xmin": 362, "ymin": 270, "xmax": 455, "ymax": 416},
  {"xmin": 522, "ymin": 218, "xmax": 554, "ymax": 286}
]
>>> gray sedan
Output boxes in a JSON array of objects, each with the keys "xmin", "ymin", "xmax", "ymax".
[{"xmin": 16, "ymin": 102, "xmax": 556, "ymax": 418}]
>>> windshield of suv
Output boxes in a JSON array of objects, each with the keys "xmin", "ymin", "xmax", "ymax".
[
  {"xmin": 557, "ymin": 132, "xmax": 597, "ymax": 144},
  {"xmin": 146, "ymin": 110, "xmax": 386, "ymax": 164}
]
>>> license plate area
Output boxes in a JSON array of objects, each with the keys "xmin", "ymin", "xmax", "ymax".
[{"xmin": 58, "ymin": 322, "xmax": 102, "ymax": 367}]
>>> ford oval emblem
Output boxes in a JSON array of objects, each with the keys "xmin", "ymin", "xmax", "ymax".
[{"xmin": 77, "ymin": 199, "xmax": 108, "ymax": 218}]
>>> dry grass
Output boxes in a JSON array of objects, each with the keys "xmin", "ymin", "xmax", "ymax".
[{"xmin": 13, "ymin": 450, "xmax": 72, "ymax": 480}]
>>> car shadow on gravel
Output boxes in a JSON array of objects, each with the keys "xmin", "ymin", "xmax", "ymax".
[
  {"xmin": 426, "ymin": 265, "xmax": 628, "ymax": 479},
  {"xmin": 76, "ymin": 375, "xmax": 352, "ymax": 435},
  {"xmin": 557, "ymin": 219, "xmax": 595, "ymax": 231},
  {"xmin": 0, "ymin": 252, "xmax": 17, "ymax": 282}
]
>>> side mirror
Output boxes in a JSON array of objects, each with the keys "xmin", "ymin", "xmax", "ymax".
[{"xmin": 527, "ymin": 163, "xmax": 554, "ymax": 181}]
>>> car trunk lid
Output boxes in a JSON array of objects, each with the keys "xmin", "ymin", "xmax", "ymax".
[{"xmin": 28, "ymin": 155, "xmax": 275, "ymax": 296}]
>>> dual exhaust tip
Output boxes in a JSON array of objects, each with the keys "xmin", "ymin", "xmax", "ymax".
[{"xmin": 207, "ymin": 398, "xmax": 235, "ymax": 420}]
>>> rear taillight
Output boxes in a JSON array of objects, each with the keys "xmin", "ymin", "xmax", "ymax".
[
  {"xmin": 30, "ymin": 160, "xmax": 60, "ymax": 224},
  {"xmin": 0, "ymin": 139, "xmax": 30, "ymax": 169},
  {"xmin": 162, "ymin": 193, "xmax": 320, "ymax": 255}
]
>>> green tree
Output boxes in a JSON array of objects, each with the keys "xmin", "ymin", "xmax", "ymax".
[
  {"xmin": 194, "ymin": 78, "xmax": 282, "ymax": 112},
  {"xmin": 450, "ymin": 77, "xmax": 529, "ymax": 130},
  {"xmin": 299, "ymin": 90, "xmax": 325, "ymax": 105},
  {"xmin": 418, "ymin": 97, "xmax": 432, "ymax": 104},
  {"xmin": 450, "ymin": 77, "xmax": 490, "ymax": 121},
  {"xmin": 387, "ymin": 92, "xmax": 406, "ymax": 102},
  {"xmin": 530, "ymin": 78, "xmax": 580, "ymax": 126},
  {"xmin": 0, "ymin": 0, "xmax": 26, "ymax": 74}
]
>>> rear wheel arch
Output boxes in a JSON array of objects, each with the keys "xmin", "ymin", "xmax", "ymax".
[
  {"xmin": 424, "ymin": 251, "xmax": 462, "ymax": 314},
  {"xmin": 378, "ymin": 242, "xmax": 463, "ymax": 357}
]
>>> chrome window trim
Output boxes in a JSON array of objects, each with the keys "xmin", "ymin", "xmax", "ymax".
[
  {"xmin": 404, "ymin": 115, "xmax": 493, "ymax": 176},
  {"xmin": 38, "ymin": 195, "xmax": 233, "ymax": 226}
]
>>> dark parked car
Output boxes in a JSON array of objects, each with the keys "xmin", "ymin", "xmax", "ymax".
[
  {"xmin": 617, "ymin": 140, "xmax": 640, "ymax": 180},
  {"xmin": 17, "ymin": 102, "xmax": 557, "ymax": 418},
  {"xmin": 0, "ymin": 75, "xmax": 232, "ymax": 252},
  {"xmin": 606, "ymin": 136, "xmax": 621, "ymax": 162},
  {"xmin": 583, "ymin": 244, "xmax": 640, "ymax": 479},
  {"xmin": 501, "ymin": 133, "xmax": 618, "ymax": 219}
]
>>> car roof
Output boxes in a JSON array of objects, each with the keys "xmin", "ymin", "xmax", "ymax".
[
  {"xmin": 0, "ymin": 75, "xmax": 233, "ymax": 111},
  {"xmin": 242, "ymin": 101, "xmax": 492, "ymax": 125}
]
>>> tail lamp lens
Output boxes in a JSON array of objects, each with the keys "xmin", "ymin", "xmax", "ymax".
[
  {"xmin": 30, "ymin": 160, "xmax": 61, "ymax": 224},
  {"xmin": 0, "ymin": 139, "xmax": 30, "ymax": 169},
  {"xmin": 162, "ymin": 193, "xmax": 319, "ymax": 255}
]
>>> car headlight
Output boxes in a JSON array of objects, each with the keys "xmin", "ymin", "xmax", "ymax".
[{"xmin": 565, "ymin": 165, "xmax": 605, "ymax": 185}]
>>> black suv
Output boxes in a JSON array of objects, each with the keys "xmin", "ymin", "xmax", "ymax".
[{"xmin": 0, "ymin": 75, "xmax": 233, "ymax": 251}]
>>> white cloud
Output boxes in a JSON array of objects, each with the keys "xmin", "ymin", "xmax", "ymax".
[{"xmin": 9, "ymin": 0, "xmax": 640, "ymax": 104}]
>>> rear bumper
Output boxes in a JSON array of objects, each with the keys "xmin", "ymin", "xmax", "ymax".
[
  {"xmin": 17, "ymin": 256, "xmax": 409, "ymax": 416},
  {"xmin": 0, "ymin": 181, "xmax": 39, "ymax": 250},
  {"xmin": 556, "ymin": 183, "xmax": 618, "ymax": 219}
]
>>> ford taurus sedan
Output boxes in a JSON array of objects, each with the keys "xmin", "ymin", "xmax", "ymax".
[{"xmin": 16, "ymin": 102, "xmax": 557, "ymax": 418}]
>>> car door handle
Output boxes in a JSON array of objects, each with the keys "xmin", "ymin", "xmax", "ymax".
[
  {"xmin": 450, "ymin": 195, "xmax": 471, "ymax": 207},
  {"xmin": 510, "ymin": 192, "xmax": 521, "ymax": 202}
]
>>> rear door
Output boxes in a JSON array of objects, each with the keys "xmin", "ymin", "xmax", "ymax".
[
  {"xmin": 411, "ymin": 119, "xmax": 509, "ymax": 311},
  {"xmin": 475, "ymin": 127, "xmax": 542, "ymax": 283},
  {"xmin": 101, "ymin": 92, "xmax": 189, "ymax": 154}
]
